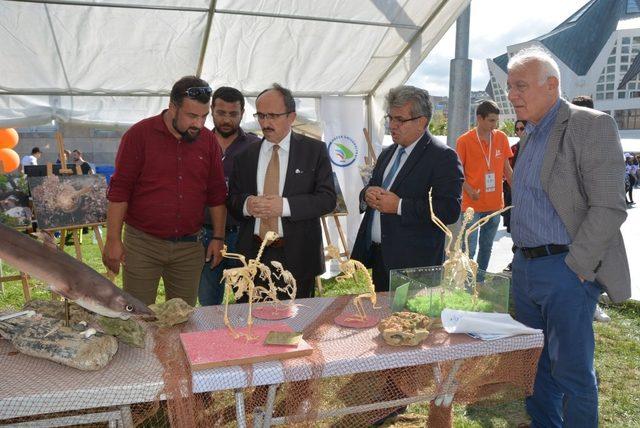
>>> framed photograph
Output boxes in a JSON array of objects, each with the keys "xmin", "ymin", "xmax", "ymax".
[
  {"xmin": 0, "ymin": 173, "xmax": 32, "ymax": 229},
  {"xmin": 29, "ymin": 175, "xmax": 108, "ymax": 230}
]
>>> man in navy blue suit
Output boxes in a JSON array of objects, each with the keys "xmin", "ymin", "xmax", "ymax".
[{"xmin": 351, "ymin": 85, "xmax": 464, "ymax": 291}]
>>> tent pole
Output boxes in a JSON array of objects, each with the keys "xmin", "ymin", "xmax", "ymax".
[{"xmin": 196, "ymin": 0, "xmax": 218, "ymax": 77}]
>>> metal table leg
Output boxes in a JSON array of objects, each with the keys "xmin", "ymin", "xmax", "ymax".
[{"xmin": 235, "ymin": 388, "xmax": 247, "ymax": 428}]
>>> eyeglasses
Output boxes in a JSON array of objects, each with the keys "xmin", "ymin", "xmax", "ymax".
[
  {"xmin": 507, "ymin": 82, "xmax": 530, "ymax": 94},
  {"xmin": 253, "ymin": 112, "xmax": 291, "ymax": 120},
  {"xmin": 384, "ymin": 114, "xmax": 424, "ymax": 124},
  {"xmin": 185, "ymin": 86, "xmax": 212, "ymax": 98}
]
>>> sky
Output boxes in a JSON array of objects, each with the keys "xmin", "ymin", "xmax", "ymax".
[{"xmin": 407, "ymin": 0, "xmax": 592, "ymax": 95}]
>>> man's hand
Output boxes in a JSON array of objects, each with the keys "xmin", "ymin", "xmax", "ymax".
[
  {"xmin": 102, "ymin": 238, "xmax": 125, "ymax": 275},
  {"xmin": 364, "ymin": 186, "xmax": 384, "ymax": 208},
  {"xmin": 375, "ymin": 190, "xmax": 401, "ymax": 214},
  {"xmin": 246, "ymin": 195, "xmax": 261, "ymax": 217},
  {"xmin": 205, "ymin": 239, "xmax": 224, "ymax": 269},
  {"xmin": 467, "ymin": 188, "xmax": 480, "ymax": 201},
  {"xmin": 248, "ymin": 195, "xmax": 283, "ymax": 218},
  {"xmin": 260, "ymin": 195, "xmax": 283, "ymax": 218}
]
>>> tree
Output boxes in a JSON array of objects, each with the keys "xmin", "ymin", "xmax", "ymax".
[
  {"xmin": 500, "ymin": 119, "xmax": 515, "ymax": 137},
  {"xmin": 429, "ymin": 112, "xmax": 447, "ymax": 136}
]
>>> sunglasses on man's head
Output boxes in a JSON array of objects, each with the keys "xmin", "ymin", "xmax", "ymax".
[{"xmin": 185, "ymin": 86, "xmax": 212, "ymax": 98}]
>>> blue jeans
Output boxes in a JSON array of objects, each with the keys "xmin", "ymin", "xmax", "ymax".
[
  {"xmin": 197, "ymin": 228, "xmax": 239, "ymax": 306},
  {"xmin": 512, "ymin": 250, "xmax": 600, "ymax": 428},
  {"xmin": 465, "ymin": 211, "xmax": 501, "ymax": 278}
]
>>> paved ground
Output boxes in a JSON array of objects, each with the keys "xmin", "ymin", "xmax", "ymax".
[
  {"xmin": 326, "ymin": 205, "xmax": 640, "ymax": 301},
  {"xmin": 487, "ymin": 205, "xmax": 640, "ymax": 301}
]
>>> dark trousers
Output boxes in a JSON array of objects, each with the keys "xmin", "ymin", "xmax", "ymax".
[
  {"xmin": 236, "ymin": 243, "xmax": 315, "ymax": 302},
  {"xmin": 512, "ymin": 249, "xmax": 600, "ymax": 428},
  {"xmin": 369, "ymin": 243, "xmax": 389, "ymax": 292},
  {"xmin": 197, "ymin": 228, "xmax": 239, "ymax": 306}
]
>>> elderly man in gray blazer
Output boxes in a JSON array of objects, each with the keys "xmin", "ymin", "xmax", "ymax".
[{"xmin": 507, "ymin": 47, "xmax": 629, "ymax": 428}]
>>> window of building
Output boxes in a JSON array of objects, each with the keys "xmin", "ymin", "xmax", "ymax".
[
  {"xmin": 619, "ymin": 91, "xmax": 627, "ymax": 99},
  {"xmin": 622, "ymin": 65, "xmax": 629, "ymax": 72},
  {"xmin": 623, "ymin": 37, "xmax": 631, "ymax": 45},
  {"xmin": 623, "ymin": 46, "xmax": 630, "ymax": 54},
  {"xmin": 615, "ymin": 108, "xmax": 640, "ymax": 129},
  {"xmin": 608, "ymin": 56, "xmax": 616, "ymax": 64},
  {"xmin": 621, "ymin": 55, "xmax": 630, "ymax": 63}
]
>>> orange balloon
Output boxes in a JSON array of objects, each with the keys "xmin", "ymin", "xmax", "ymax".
[
  {"xmin": 0, "ymin": 128, "xmax": 19, "ymax": 149},
  {"xmin": 0, "ymin": 148, "xmax": 20, "ymax": 173}
]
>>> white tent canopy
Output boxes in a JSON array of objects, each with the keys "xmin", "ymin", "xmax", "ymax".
[{"xmin": 0, "ymin": 0, "xmax": 469, "ymax": 134}]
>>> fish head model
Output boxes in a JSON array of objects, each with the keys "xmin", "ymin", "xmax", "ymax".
[
  {"xmin": 66, "ymin": 276, "xmax": 154, "ymax": 320},
  {"xmin": 0, "ymin": 223, "xmax": 154, "ymax": 320},
  {"xmin": 74, "ymin": 290, "xmax": 153, "ymax": 320}
]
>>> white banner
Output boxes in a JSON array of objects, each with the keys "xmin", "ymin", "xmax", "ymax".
[{"xmin": 320, "ymin": 96, "xmax": 366, "ymax": 251}]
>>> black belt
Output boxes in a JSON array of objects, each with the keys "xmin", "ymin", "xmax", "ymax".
[
  {"xmin": 204, "ymin": 224, "xmax": 239, "ymax": 233},
  {"xmin": 519, "ymin": 244, "xmax": 569, "ymax": 259},
  {"xmin": 162, "ymin": 233, "xmax": 201, "ymax": 243},
  {"xmin": 253, "ymin": 234, "xmax": 285, "ymax": 248}
]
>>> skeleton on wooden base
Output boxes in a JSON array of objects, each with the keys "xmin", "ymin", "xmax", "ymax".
[
  {"xmin": 221, "ymin": 231, "xmax": 277, "ymax": 341},
  {"xmin": 327, "ymin": 246, "xmax": 380, "ymax": 322}
]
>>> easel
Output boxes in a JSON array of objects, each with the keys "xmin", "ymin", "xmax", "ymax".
[
  {"xmin": 49, "ymin": 133, "xmax": 115, "ymax": 282},
  {"xmin": 0, "ymin": 161, "xmax": 33, "ymax": 299},
  {"xmin": 0, "ymin": 262, "xmax": 31, "ymax": 300},
  {"xmin": 317, "ymin": 212, "xmax": 350, "ymax": 295},
  {"xmin": 362, "ymin": 127, "xmax": 378, "ymax": 165}
]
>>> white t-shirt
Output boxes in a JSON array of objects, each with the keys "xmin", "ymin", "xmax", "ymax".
[{"xmin": 21, "ymin": 155, "xmax": 38, "ymax": 166}]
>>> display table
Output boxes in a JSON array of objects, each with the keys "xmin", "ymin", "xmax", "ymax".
[{"xmin": 0, "ymin": 295, "xmax": 543, "ymax": 427}]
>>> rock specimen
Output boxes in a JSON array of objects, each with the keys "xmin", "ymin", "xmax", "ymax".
[
  {"xmin": 0, "ymin": 312, "xmax": 118, "ymax": 370},
  {"xmin": 97, "ymin": 315, "xmax": 147, "ymax": 348},
  {"xmin": 24, "ymin": 299, "xmax": 147, "ymax": 348},
  {"xmin": 378, "ymin": 311, "xmax": 433, "ymax": 347},
  {"xmin": 150, "ymin": 298, "xmax": 194, "ymax": 328}
]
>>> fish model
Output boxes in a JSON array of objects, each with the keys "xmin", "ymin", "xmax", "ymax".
[{"xmin": 0, "ymin": 223, "xmax": 152, "ymax": 319}]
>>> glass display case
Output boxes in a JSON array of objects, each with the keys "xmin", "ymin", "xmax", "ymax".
[{"xmin": 389, "ymin": 266, "xmax": 510, "ymax": 318}]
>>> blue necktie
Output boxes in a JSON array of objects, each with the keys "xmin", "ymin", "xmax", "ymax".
[{"xmin": 382, "ymin": 147, "xmax": 406, "ymax": 189}]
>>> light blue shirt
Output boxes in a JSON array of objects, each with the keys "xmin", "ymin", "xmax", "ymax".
[
  {"xmin": 371, "ymin": 138, "xmax": 419, "ymax": 243},
  {"xmin": 511, "ymin": 99, "xmax": 572, "ymax": 247}
]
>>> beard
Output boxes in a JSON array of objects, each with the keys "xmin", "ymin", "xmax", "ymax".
[
  {"xmin": 215, "ymin": 124, "xmax": 239, "ymax": 138},
  {"xmin": 172, "ymin": 118, "xmax": 201, "ymax": 143}
]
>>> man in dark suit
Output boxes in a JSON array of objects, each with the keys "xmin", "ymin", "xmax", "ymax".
[
  {"xmin": 351, "ymin": 85, "xmax": 464, "ymax": 292},
  {"xmin": 227, "ymin": 83, "xmax": 336, "ymax": 298}
]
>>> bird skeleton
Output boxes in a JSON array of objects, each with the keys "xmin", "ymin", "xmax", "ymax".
[
  {"xmin": 428, "ymin": 189, "xmax": 511, "ymax": 300},
  {"xmin": 327, "ymin": 246, "xmax": 380, "ymax": 322},
  {"xmin": 221, "ymin": 231, "xmax": 278, "ymax": 341},
  {"xmin": 253, "ymin": 260, "xmax": 298, "ymax": 312}
]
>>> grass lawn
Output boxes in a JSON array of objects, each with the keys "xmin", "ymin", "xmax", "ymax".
[{"xmin": 1, "ymin": 239, "xmax": 639, "ymax": 427}]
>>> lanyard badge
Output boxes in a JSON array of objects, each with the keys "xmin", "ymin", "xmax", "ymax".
[{"xmin": 475, "ymin": 129, "xmax": 495, "ymax": 193}]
